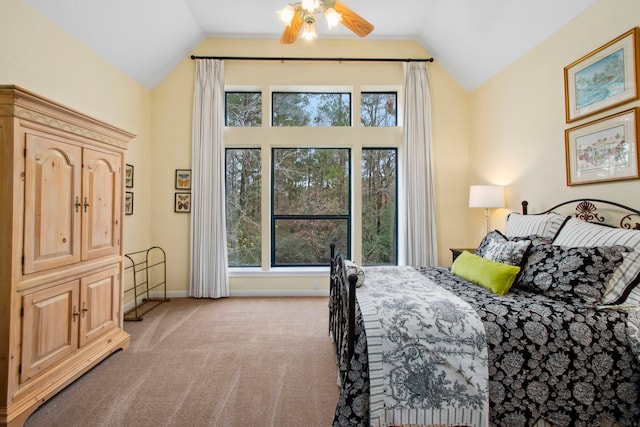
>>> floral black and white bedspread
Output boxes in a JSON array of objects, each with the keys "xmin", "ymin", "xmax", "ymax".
[
  {"xmin": 333, "ymin": 266, "xmax": 640, "ymax": 427},
  {"xmin": 335, "ymin": 266, "xmax": 489, "ymax": 427}
]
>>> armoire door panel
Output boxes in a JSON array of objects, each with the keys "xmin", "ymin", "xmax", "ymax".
[
  {"xmin": 79, "ymin": 266, "xmax": 119, "ymax": 347},
  {"xmin": 21, "ymin": 280, "xmax": 79, "ymax": 383},
  {"xmin": 23, "ymin": 134, "xmax": 82, "ymax": 274},
  {"xmin": 82, "ymin": 149, "xmax": 121, "ymax": 261}
]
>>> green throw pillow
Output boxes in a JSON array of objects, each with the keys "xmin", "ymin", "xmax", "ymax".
[{"xmin": 451, "ymin": 250, "xmax": 521, "ymax": 295}]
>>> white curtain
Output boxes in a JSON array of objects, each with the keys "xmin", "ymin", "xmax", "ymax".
[
  {"xmin": 190, "ymin": 59, "xmax": 229, "ymax": 298},
  {"xmin": 403, "ymin": 62, "xmax": 438, "ymax": 266}
]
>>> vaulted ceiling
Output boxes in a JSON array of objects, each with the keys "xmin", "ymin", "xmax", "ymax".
[{"xmin": 25, "ymin": 0, "xmax": 598, "ymax": 92}]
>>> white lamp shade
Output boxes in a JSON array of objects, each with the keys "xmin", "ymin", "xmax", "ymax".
[{"xmin": 469, "ymin": 185, "xmax": 504, "ymax": 208}]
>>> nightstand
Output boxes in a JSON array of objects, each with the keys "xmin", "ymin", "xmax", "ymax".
[{"xmin": 450, "ymin": 248, "xmax": 476, "ymax": 262}]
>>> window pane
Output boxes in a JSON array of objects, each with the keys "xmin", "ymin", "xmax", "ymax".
[
  {"xmin": 226, "ymin": 92, "xmax": 262, "ymax": 126},
  {"xmin": 273, "ymin": 219, "xmax": 348, "ymax": 265},
  {"xmin": 361, "ymin": 92, "xmax": 397, "ymax": 127},
  {"xmin": 272, "ymin": 92, "xmax": 351, "ymax": 127},
  {"xmin": 362, "ymin": 148, "xmax": 397, "ymax": 265},
  {"xmin": 226, "ymin": 148, "xmax": 261, "ymax": 266},
  {"xmin": 273, "ymin": 148, "xmax": 350, "ymax": 215}
]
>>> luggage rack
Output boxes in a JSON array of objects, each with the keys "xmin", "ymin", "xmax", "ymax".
[{"xmin": 124, "ymin": 246, "xmax": 170, "ymax": 321}]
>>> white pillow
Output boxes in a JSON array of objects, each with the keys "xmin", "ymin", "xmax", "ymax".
[
  {"xmin": 505, "ymin": 212, "xmax": 567, "ymax": 239},
  {"xmin": 552, "ymin": 217, "xmax": 640, "ymax": 305}
]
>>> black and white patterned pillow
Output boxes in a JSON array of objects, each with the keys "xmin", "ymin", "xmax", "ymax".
[
  {"xmin": 516, "ymin": 244, "xmax": 629, "ymax": 305},
  {"xmin": 553, "ymin": 217, "xmax": 640, "ymax": 305},
  {"xmin": 475, "ymin": 230, "xmax": 531, "ymax": 266},
  {"xmin": 475, "ymin": 230, "xmax": 507, "ymax": 257}
]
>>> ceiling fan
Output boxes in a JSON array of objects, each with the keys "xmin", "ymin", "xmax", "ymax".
[{"xmin": 278, "ymin": 0, "xmax": 374, "ymax": 44}]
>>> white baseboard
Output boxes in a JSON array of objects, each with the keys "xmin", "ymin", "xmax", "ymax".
[{"xmin": 124, "ymin": 289, "xmax": 329, "ymax": 312}]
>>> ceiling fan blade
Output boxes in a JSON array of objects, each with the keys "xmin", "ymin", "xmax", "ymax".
[
  {"xmin": 333, "ymin": 1, "xmax": 374, "ymax": 38},
  {"xmin": 280, "ymin": 13, "xmax": 304, "ymax": 44}
]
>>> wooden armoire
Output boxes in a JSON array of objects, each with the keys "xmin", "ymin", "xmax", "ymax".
[{"xmin": 0, "ymin": 86, "xmax": 132, "ymax": 426}]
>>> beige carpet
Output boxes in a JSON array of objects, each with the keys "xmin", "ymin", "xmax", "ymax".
[{"xmin": 24, "ymin": 297, "xmax": 340, "ymax": 427}]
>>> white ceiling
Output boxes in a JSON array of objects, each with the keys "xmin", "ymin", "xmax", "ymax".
[{"xmin": 25, "ymin": 0, "xmax": 598, "ymax": 92}]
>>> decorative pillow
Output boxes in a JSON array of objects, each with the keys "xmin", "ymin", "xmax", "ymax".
[
  {"xmin": 505, "ymin": 212, "xmax": 568, "ymax": 239},
  {"xmin": 552, "ymin": 217, "xmax": 640, "ymax": 305},
  {"xmin": 344, "ymin": 260, "xmax": 365, "ymax": 287},
  {"xmin": 515, "ymin": 243, "xmax": 629, "ymax": 305},
  {"xmin": 451, "ymin": 250, "xmax": 521, "ymax": 296},
  {"xmin": 475, "ymin": 230, "xmax": 507, "ymax": 257}
]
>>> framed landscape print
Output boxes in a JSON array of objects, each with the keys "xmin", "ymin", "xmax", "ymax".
[
  {"xmin": 125, "ymin": 164, "xmax": 134, "ymax": 188},
  {"xmin": 175, "ymin": 192, "xmax": 191, "ymax": 213},
  {"xmin": 125, "ymin": 192, "xmax": 134, "ymax": 215},
  {"xmin": 565, "ymin": 108, "xmax": 639, "ymax": 185},
  {"xmin": 564, "ymin": 27, "xmax": 639, "ymax": 123},
  {"xmin": 175, "ymin": 169, "xmax": 192, "ymax": 190}
]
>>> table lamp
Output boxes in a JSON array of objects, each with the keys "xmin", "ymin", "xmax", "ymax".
[{"xmin": 469, "ymin": 185, "xmax": 504, "ymax": 234}]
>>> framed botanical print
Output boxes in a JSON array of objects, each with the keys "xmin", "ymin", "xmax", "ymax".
[
  {"xmin": 565, "ymin": 108, "xmax": 639, "ymax": 185},
  {"xmin": 564, "ymin": 27, "xmax": 639, "ymax": 123},
  {"xmin": 175, "ymin": 169, "xmax": 192, "ymax": 190},
  {"xmin": 174, "ymin": 192, "xmax": 191, "ymax": 213}
]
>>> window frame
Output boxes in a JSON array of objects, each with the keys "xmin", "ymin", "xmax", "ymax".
[
  {"xmin": 271, "ymin": 91, "xmax": 353, "ymax": 127},
  {"xmin": 270, "ymin": 147, "xmax": 352, "ymax": 267}
]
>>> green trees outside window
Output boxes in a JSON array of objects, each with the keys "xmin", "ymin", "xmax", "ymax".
[
  {"xmin": 361, "ymin": 92, "xmax": 397, "ymax": 127},
  {"xmin": 226, "ymin": 149, "xmax": 261, "ymax": 266},
  {"xmin": 362, "ymin": 148, "xmax": 397, "ymax": 264},
  {"xmin": 224, "ymin": 90, "xmax": 398, "ymax": 267},
  {"xmin": 272, "ymin": 148, "xmax": 350, "ymax": 265}
]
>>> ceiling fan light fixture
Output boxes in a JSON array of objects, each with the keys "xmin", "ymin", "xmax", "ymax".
[
  {"xmin": 300, "ymin": 0, "xmax": 319, "ymax": 13},
  {"xmin": 324, "ymin": 7, "xmax": 342, "ymax": 28},
  {"xmin": 278, "ymin": 5, "xmax": 296, "ymax": 26},
  {"xmin": 278, "ymin": 0, "xmax": 373, "ymax": 44},
  {"xmin": 301, "ymin": 20, "xmax": 318, "ymax": 40}
]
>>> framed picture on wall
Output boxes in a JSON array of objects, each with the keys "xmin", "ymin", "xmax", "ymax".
[
  {"xmin": 175, "ymin": 192, "xmax": 191, "ymax": 213},
  {"xmin": 175, "ymin": 169, "xmax": 192, "ymax": 190},
  {"xmin": 125, "ymin": 191, "xmax": 134, "ymax": 215},
  {"xmin": 125, "ymin": 164, "xmax": 134, "ymax": 188},
  {"xmin": 565, "ymin": 108, "xmax": 639, "ymax": 185},
  {"xmin": 564, "ymin": 27, "xmax": 639, "ymax": 123}
]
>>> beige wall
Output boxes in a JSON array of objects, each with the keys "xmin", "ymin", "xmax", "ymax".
[
  {"xmin": 470, "ymin": 0, "xmax": 640, "ymax": 245},
  {"xmin": 151, "ymin": 38, "xmax": 471, "ymax": 295},
  {"xmin": 0, "ymin": 1, "xmax": 154, "ymax": 307},
  {"xmin": 0, "ymin": 1, "xmax": 154, "ymax": 256}
]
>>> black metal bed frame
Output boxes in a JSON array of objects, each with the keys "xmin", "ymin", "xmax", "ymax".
[
  {"xmin": 328, "ymin": 243, "xmax": 359, "ymax": 384},
  {"xmin": 329, "ymin": 198, "xmax": 640, "ymax": 387}
]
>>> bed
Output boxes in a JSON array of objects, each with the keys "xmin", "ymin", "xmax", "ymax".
[{"xmin": 329, "ymin": 199, "xmax": 640, "ymax": 427}]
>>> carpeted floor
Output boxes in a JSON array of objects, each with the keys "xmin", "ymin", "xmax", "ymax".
[{"xmin": 24, "ymin": 297, "xmax": 340, "ymax": 427}]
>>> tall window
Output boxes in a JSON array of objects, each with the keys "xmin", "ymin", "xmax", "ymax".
[
  {"xmin": 362, "ymin": 148, "xmax": 397, "ymax": 265},
  {"xmin": 361, "ymin": 92, "xmax": 397, "ymax": 127},
  {"xmin": 224, "ymin": 89, "xmax": 398, "ymax": 269},
  {"xmin": 272, "ymin": 92, "xmax": 351, "ymax": 126},
  {"xmin": 226, "ymin": 149, "xmax": 261, "ymax": 266},
  {"xmin": 272, "ymin": 148, "xmax": 350, "ymax": 266}
]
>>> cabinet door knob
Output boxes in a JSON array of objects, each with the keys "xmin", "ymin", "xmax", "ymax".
[
  {"xmin": 73, "ymin": 306, "xmax": 80, "ymax": 321},
  {"xmin": 83, "ymin": 197, "xmax": 90, "ymax": 212},
  {"xmin": 75, "ymin": 196, "xmax": 82, "ymax": 213},
  {"xmin": 81, "ymin": 302, "xmax": 88, "ymax": 318}
]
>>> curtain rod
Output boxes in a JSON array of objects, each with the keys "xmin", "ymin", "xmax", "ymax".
[{"xmin": 190, "ymin": 55, "xmax": 433, "ymax": 63}]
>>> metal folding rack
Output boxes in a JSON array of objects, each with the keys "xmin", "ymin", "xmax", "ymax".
[{"xmin": 123, "ymin": 246, "xmax": 170, "ymax": 321}]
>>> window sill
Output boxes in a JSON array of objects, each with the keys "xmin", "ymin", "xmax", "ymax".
[{"xmin": 229, "ymin": 267, "xmax": 330, "ymax": 277}]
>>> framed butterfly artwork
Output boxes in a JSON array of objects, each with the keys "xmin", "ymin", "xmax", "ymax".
[
  {"xmin": 175, "ymin": 169, "xmax": 192, "ymax": 190},
  {"xmin": 174, "ymin": 192, "xmax": 191, "ymax": 213}
]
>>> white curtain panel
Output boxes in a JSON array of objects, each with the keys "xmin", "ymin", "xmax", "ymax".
[
  {"xmin": 190, "ymin": 59, "xmax": 229, "ymax": 298},
  {"xmin": 403, "ymin": 62, "xmax": 438, "ymax": 266}
]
